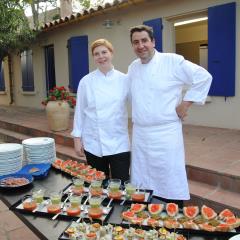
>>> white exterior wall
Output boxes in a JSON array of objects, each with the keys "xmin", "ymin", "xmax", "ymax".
[{"xmin": 1, "ymin": 0, "xmax": 239, "ymax": 129}]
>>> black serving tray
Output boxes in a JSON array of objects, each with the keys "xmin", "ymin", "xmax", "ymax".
[
  {"xmin": 120, "ymin": 204, "xmax": 240, "ymax": 239},
  {"xmin": 10, "ymin": 194, "xmax": 114, "ymax": 222},
  {"xmin": 58, "ymin": 221, "xmax": 240, "ymax": 240},
  {"xmin": 62, "ymin": 182, "xmax": 153, "ymax": 204},
  {"xmin": 58, "ymin": 221, "xmax": 187, "ymax": 240}
]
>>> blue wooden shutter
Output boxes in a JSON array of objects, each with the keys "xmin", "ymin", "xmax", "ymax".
[
  {"xmin": 68, "ymin": 36, "xmax": 89, "ymax": 93},
  {"xmin": 143, "ymin": 18, "xmax": 163, "ymax": 52},
  {"xmin": 0, "ymin": 61, "xmax": 5, "ymax": 91},
  {"xmin": 21, "ymin": 50, "xmax": 34, "ymax": 91},
  {"xmin": 208, "ymin": 2, "xmax": 236, "ymax": 96}
]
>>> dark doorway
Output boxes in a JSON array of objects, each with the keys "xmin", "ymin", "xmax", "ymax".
[{"xmin": 44, "ymin": 45, "xmax": 56, "ymax": 94}]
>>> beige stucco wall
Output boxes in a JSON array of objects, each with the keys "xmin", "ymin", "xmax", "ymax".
[
  {"xmin": 3, "ymin": 0, "xmax": 240, "ymax": 129},
  {"xmin": 10, "ymin": 45, "xmax": 46, "ymax": 108}
]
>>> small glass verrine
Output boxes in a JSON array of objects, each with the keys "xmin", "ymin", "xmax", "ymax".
[
  {"xmin": 88, "ymin": 196, "xmax": 103, "ymax": 209},
  {"xmin": 89, "ymin": 180, "xmax": 103, "ymax": 196},
  {"xmin": 22, "ymin": 195, "xmax": 37, "ymax": 211},
  {"xmin": 72, "ymin": 177, "xmax": 84, "ymax": 189},
  {"xmin": 108, "ymin": 179, "xmax": 121, "ymax": 193},
  {"xmin": 32, "ymin": 188, "xmax": 45, "ymax": 204},
  {"xmin": 124, "ymin": 180, "xmax": 136, "ymax": 199},
  {"xmin": 108, "ymin": 179, "xmax": 122, "ymax": 199},
  {"xmin": 50, "ymin": 191, "xmax": 62, "ymax": 205},
  {"xmin": 69, "ymin": 195, "xmax": 82, "ymax": 208}
]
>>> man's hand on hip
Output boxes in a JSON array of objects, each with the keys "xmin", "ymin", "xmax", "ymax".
[{"xmin": 176, "ymin": 101, "xmax": 193, "ymax": 120}]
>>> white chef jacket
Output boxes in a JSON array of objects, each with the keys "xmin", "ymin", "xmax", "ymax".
[
  {"xmin": 71, "ymin": 68, "xmax": 130, "ymax": 157},
  {"xmin": 128, "ymin": 50, "xmax": 212, "ymax": 200}
]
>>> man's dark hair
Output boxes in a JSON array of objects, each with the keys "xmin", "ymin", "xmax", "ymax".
[{"xmin": 130, "ymin": 25, "xmax": 154, "ymax": 42}]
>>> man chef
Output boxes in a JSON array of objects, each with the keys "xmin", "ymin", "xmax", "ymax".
[{"xmin": 128, "ymin": 25, "xmax": 212, "ymax": 206}]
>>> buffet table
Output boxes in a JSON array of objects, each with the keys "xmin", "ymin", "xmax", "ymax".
[
  {"xmin": 0, "ymin": 169, "xmax": 127, "ymax": 240},
  {"xmin": 0, "ymin": 169, "xmax": 237, "ymax": 240}
]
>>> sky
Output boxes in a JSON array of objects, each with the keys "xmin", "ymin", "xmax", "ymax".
[
  {"xmin": 24, "ymin": 0, "xmax": 112, "ymax": 16},
  {"xmin": 24, "ymin": 1, "xmax": 58, "ymax": 16}
]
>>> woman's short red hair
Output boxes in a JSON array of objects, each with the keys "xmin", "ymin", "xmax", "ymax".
[{"xmin": 91, "ymin": 39, "xmax": 114, "ymax": 55}]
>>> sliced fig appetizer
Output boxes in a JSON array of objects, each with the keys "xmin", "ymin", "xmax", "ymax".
[
  {"xmin": 201, "ymin": 205, "xmax": 217, "ymax": 220},
  {"xmin": 183, "ymin": 206, "xmax": 199, "ymax": 219},
  {"xmin": 130, "ymin": 203, "xmax": 146, "ymax": 213},
  {"xmin": 166, "ymin": 203, "xmax": 179, "ymax": 217},
  {"xmin": 219, "ymin": 208, "xmax": 235, "ymax": 220}
]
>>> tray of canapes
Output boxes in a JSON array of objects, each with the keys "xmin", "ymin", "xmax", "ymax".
[
  {"xmin": 59, "ymin": 221, "xmax": 187, "ymax": 240},
  {"xmin": 62, "ymin": 178, "xmax": 153, "ymax": 204},
  {"xmin": 121, "ymin": 203, "xmax": 240, "ymax": 236},
  {"xmin": 52, "ymin": 159, "xmax": 106, "ymax": 183},
  {"xmin": 10, "ymin": 192, "xmax": 114, "ymax": 222}
]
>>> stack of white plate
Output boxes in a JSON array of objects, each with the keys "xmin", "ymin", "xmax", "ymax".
[
  {"xmin": 0, "ymin": 143, "xmax": 23, "ymax": 176},
  {"xmin": 22, "ymin": 137, "xmax": 56, "ymax": 164}
]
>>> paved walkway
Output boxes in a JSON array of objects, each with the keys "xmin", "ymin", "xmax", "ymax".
[
  {"xmin": 184, "ymin": 124, "xmax": 240, "ymax": 176},
  {"xmin": 0, "ymin": 200, "xmax": 40, "ymax": 240}
]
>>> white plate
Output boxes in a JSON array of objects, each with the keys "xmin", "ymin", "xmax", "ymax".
[
  {"xmin": 22, "ymin": 137, "xmax": 54, "ymax": 146},
  {"xmin": 0, "ymin": 143, "xmax": 22, "ymax": 153},
  {"xmin": 229, "ymin": 235, "xmax": 240, "ymax": 240}
]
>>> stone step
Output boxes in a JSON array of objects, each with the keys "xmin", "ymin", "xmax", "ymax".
[
  {"xmin": 187, "ymin": 179, "xmax": 240, "ymax": 216},
  {"xmin": 0, "ymin": 127, "xmax": 85, "ymax": 162},
  {"xmin": 0, "ymin": 119, "xmax": 74, "ymax": 148},
  {"xmin": 186, "ymin": 165, "xmax": 240, "ymax": 194}
]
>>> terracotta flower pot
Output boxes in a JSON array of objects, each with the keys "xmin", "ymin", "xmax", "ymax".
[{"xmin": 46, "ymin": 101, "xmax": 70, "ymax": 131}]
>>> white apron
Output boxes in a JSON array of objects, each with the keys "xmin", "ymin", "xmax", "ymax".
[
  {"xmin": 129, "ymin": 52, "xmax": 196, "ymax": 200},
  {"xmin": 131, "ymin": 121, "xmax": 190, "ymax": 200}
]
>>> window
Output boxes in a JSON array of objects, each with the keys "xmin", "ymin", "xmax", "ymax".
[{"xmin": 21, "ymin": 50, "xmax": 34, "ymax": 92}]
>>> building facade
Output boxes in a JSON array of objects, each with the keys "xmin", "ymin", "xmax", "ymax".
[{"xmin": 0, "ymin": 0, "xmax": 239, "ymax": 129}]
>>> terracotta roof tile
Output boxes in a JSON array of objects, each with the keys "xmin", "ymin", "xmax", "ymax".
[{"xmin": 41, "ymin": 0, "xmax": 144, "ymax": 32}]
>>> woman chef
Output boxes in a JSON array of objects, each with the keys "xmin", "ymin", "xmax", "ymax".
[{"xmin": 71, "ymin": 39, "xmax": 130, "ymax": 182}]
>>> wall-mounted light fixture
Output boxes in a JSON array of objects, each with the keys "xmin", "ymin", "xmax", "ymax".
[
  {"xmin": 174, "ymin": 17, "xmax": 208, "ymax": 26},
  {"xmin": 103, "ymin": 19, "xmax": 114, "ymax": 29}
]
